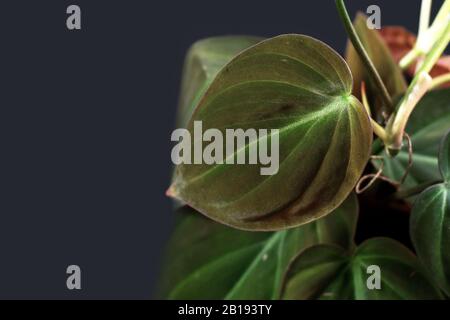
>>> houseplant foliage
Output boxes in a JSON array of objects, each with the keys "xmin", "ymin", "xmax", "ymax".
[
  {"xmin": 159, "ymin": 195, "xmax": 358, "ymax": 299},
  {"xmin": 410, "ymin": 130, "xmax": 450, "ymax": 296},
  {"xmin": 161, "ymin": 0, "xmax": 450, "ymax": 299},
  {"xmin": 168, "ymin": 34, "xmax": 372, "ymax": 231}
]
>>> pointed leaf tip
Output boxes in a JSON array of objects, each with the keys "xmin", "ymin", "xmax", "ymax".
[{"xmin": 166, "ymin": 185, "xmax": 177, "ymax": 198}]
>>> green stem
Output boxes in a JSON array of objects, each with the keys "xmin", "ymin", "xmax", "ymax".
[
  {"xmin": 361, "ymin": 82, "xmax": 389, "ymax": 143},
  {"xmin": 431, "ymin": 73, "xmax": 450, "ymax": 89},
  {"xmin": 418, "ymin": 0, "xmax": 433, "ymax": 44},
  {"xmin": 400, "ymin": 0, "xmax": 450, "ymax": 69},
  {"xmin": 386, "ymin": 22, "xmax": 450, "ymax": 153},
  {"xmin": 400, "ymin": 48, "xmax": 421, "ymax": 70},
  {"xmin": 385, "ymin": 72, "xmax": 432, "ymax": 154},
  {"xmin": 335, "ymin": 0, "xmax": 394, "ymax": 111},
  {"xmin": 417, "ymin": 23, "xmax": 450, "ymax": 74}
]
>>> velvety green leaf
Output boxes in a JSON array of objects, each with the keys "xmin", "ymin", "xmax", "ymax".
[
  {"xmin": 170, "ymin": 34, "xmax": 372, "ymax": 231},
  {"xmin": 158, "ymin": 194, "xmax": 359, "ymax": 300},
  {"xmin": 411, "ymin": 133, "xmax": 450, "ymax": 295},
  {"xmin": 411, "ymin": 184, "xmax": 450, "ymax": 296},
  {"xmin": 374, "ymin": 89, "xmax": 450, "ymax": 190},
  {"xmin": 439, "ymin": 130, "xmax": 450, "ymax": 182},
  {"xmin": 346, "ymin": 13, "xmax": 407, "ymax": 117},
  {"xmin": 177, "ymin": 36, "xmax": 263, "ymax": 126},
  {"xmin": 281, "ymin": 238, "xmax": 443, "ymax": 300}
]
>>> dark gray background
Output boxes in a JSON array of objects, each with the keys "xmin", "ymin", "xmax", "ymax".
[{"xmin": 0, "ymin": 0, "xmax": 440, "ymax": 299}]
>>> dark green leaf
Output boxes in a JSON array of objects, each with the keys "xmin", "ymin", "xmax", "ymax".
[
  {"xmin": 170, "ymin": 34, "xmax": 372, "ymax": 231},
  {"xmin": 411, "ymin": 184, "xmax": 450, "ymax": 296},
  {"xmin": 410, "ymin": 132, "xmax": 450, "ymax": 295},
  {"xmin": 439, "ymin": 130, "xmax": 450, "ymax": 182},
  {"xmin": 177, "ymin": 36, "xmax": 263, "ymax": 127},
  {"xmin": 158, "ymin": 194, "xmax": 359, "ymax": 300},
  {"xmin": 346, "ymin": 13, "xmax": 407, "ymax": 117},
  {"xmin": 374, "ymin": 88, "xmax": 450, "ymax": 190},
  {"xmin": 281, "ymin": 238, "xmax": 442, "ymax": 300}
]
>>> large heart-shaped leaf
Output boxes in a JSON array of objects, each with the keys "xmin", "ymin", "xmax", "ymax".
[
  {"xmin": 281, "ymin": 238, "xmax": 443, "ymax": 300},
  {"xmin": 410, "ymin": 131, "xmax": 450, "ymax": 295},
  {"xmin": 169, "ymin": 34, "xmax": 372, "ymax": 231},
  {"xmin": 177, "ymin": 36, "xmax": 263, "ymax": 127},
  {"xmin": 346, "ymin": 14, "xmax": 407, "ymax": 117},
  {"xmin": 158, "ymin": 194, "xmax": 359, "ymax": 300},
  {"xmin": 374, "ymin": 89, "xmax": 450, "ymax": 190}
]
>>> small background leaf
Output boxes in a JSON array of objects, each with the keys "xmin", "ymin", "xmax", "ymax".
[
  {"xmin": 281, "ymin": 238, "xmax": 442, "ymax": 300},
  {"xmin": 177, "ymin": 36, "xmax": 263, "ymax": 127},
  {"xmin": 346, "ymin": 14, "xmax": 407, "ymax": 118},
  {"xmin": 158, "ymin": 194, "xmax": 359, "ymax": 300}
]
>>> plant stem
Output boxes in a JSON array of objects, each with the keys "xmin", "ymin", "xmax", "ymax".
[
  {"xmin": 400, "ymin": 49, "xmax": 421, "ymax": 70},
  {"xmin": 400, "ymin": 0, "xmax": 450, "ymax": 70},
  {"xmin": 431, "ymin": 73, "xmax": 450, "ymax": 89},
  {"xmin": 335, "ymin": 0, "xmax": 394, "ymax": 111},
  {"xmin": 418, "ymin": 0, "xmax": 433, "ymax": 44},
  {"xmin": 361, "ymin": 82, "xmax": 388, "ymax": 142},
  {"xmin": 430, "ymin": 0, "xmax": 450, "ymax": 37},
  {"xmin": 393, "ymin": 179, "xmax": 443, "ymax": 199},
  {"xmin": 417, "ymin": 23, "xmax": 450, "ymax": 74},
  {"xmin": 385, "ymin": 72, "xmax": 433, "ymax": 154},
  {"xmin": 386, "ymin": 22, "xmax": 450, "ymax": 154}
]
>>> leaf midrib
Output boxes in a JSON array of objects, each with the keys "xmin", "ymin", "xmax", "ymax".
[
  {"xmin": 224, "ymin": 232, "xmax": 284, "ymax": 299},
  {"xmin": 168, "ymin": 240, "xmax": 268, "ymax": 299}
]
